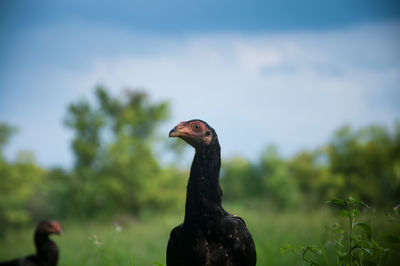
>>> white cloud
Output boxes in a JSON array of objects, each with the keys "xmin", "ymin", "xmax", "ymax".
[
  {"xmin": 71, "ymin": 22, "xmax": 400, "ymax": 159},
  {"xmin": 2, "ymin": 21, "xmax": 399, "ymax": 166}
]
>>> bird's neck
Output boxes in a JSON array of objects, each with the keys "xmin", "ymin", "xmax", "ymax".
[
  {"xmin": 34, "ymin": 231, "xmax": 58, "ymax": 264},
  {"xmin": 184, "ymin": 142, "xmax": 224, "ymax": 224}
]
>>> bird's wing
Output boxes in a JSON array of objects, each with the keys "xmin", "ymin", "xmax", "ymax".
[
  {"xmin": 221, "ymin": 214, "xmax": 257, "ymax": 266},
  {"xmin": 0, "ymin": 256, "xmax": 37, "ymax": 266},
  {"xmin": 166, "ymin": 223, "xmax": 184, "ymax": 266}
]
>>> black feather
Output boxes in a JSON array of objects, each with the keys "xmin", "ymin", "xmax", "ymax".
[
  {"xmin": 167, "ymin": 121, "xmax": 256, "ymax": 266},
  {"xmin": 0, "ymin": 221, "xmax": 60, "ymax": 266}
]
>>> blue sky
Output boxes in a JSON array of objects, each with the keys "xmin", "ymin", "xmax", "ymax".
[{"xmin": 0, "ymin": 0, "xmax": 399, "ymax": 167}]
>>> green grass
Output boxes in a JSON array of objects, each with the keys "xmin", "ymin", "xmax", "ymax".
[{"xmin": 0, "ymin": 204, "xmax": 387, "ymax": 266}]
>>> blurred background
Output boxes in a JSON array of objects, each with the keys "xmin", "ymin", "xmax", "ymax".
[{"xmin": 0, "ymin": 0, "xmax": 399, "ymax": 265}]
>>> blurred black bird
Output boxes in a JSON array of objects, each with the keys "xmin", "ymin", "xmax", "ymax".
[
  {"xmin": 0, "ymin": 220, "xmax": 62, "ymax": 266},
  {"xmin": 167, "ymin": 119, "xmax": 256, "ymax": 266}
]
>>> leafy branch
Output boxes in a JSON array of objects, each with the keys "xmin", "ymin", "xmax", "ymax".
[{"xmin": 282, "ymin": 196, "xmax": 393, "ymax": 265}]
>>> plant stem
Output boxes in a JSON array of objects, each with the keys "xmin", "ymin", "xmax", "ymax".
[
  {"xmin": 349, "ymin": 205, "xmax": 353, "ymax": 266},
  {"xmin": 318, "ymin": 238, "xmax": 330, "ymax": 266}
]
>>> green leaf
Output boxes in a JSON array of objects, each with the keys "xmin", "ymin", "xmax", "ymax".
[
  {"xmin": 355, "ymin": 199, "xmax": 370, "ymax": 209},
  {"xmin": 307, "ymin": 246, "xmax": 322, "ymax": 254},
  {"xmin": 346, "ymin": 196, "xmax": 355, "ymax": 204},
  {"xmin": 383, "ymin": 248, "xmax": 391, "ymax": 253},
  {"xmin": 352, "ymin": 208, "xmax": 360, "ymax": 217},
  {"xmin": 338, "ymin": 210, "xmax": 350, "ymax": 218},
  {"xmin": 280, "ymin": 243, "xmax": 301, "ymax": 255},
  {"xmin": 327, "ymin": 197, "xmax": 346, "ymax": 206},
  {"xmin": 360, "ymin": 247, "xmax": 372, "ymax": 255},
  {"xmin": 326, "ymin": 222, "xmax": 341, "ymax": 233},
  {"xmin": 354, "ymin": 222, "xmax": 372, "ymax": 240}
]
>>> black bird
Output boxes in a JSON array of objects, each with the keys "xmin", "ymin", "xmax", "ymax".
[
  {"xmin": 0, "ymin": 220, "xmax": 62, "ymax": 266},
  {"xmin": 167, "ymin": 119, "xmax": 256, "ymax": 266}
]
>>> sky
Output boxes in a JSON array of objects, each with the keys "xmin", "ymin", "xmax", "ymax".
[{"xmin": 0, "ymin": 0, "xmax": 400, "ymax": 168}]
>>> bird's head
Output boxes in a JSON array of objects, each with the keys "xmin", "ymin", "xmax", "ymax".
[
  {"xmin": 169, "ymin": 119, "xmax": 217, "ymax": 149},
  {"xmin": 37, "ymin": 220, "xmax": 63, "ymax": 236}
]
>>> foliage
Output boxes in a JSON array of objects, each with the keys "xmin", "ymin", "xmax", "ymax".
[
  {"xmin": 325, "ymin": 196, "xmax": 388, "ymax": 265},
  {"xmin": 221, "ymin": 155, "xmax": 259, "ymax": 200},
  {"xmin": 1, "ymin": 86, "xmax": 400, "ymax": 234},
  {"xmin": 380, "ymin": 205, "xmax": 400, "ymax": 263},
  {"xmin": 52, "ymin": 86, "xmax": 185, "ymax": 218},
  {"xmin": 0, "ymin": 123, "xmax": 18, "ymax": 152},
  {"xmin": 257, "ymin": 145, "xmax": 302, "ymax": 208},
  {"xmin": 221, "ymin": 145, "xmax": 302, "ymax": 209},
  {"xmin": 281, "ymin": 196, "xmax": 399, "ymax": 265},
  {"xmin": 0, "ymin": 124, "xmax": 46, "ymax": 235},
  {"xmin": 0, "ymin": 208, "xmax": 337, "ymax": 266},
  {"xmin": 221, "ymin": 123, "xmax": 400, "ymax": 210},
  {"xmin": 327, "ymin": 125, "xmax": 400, "ymax": 207},
  {"xmin": 281, "ymin": 244, "xmax": 322, "ymax": 266}
]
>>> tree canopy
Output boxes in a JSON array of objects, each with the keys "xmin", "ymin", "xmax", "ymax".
[{"xmin": 0, "ymin": 86, "xmax": 399, "ymax": 233}]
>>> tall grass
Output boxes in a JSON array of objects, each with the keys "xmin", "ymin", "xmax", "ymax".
[{"xmin": 0, "ymin": 204, "xmax": 393, "ymax": 265}]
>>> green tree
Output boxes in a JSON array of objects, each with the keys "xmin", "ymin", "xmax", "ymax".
[
  {"xmin": 327, "ymin": 124, "xmax": 400, "ymax": 207},
  {"xmin": 0, "ymin": 123, "xmax": 17, "ymax": 153},
  {"xmin": 57, "ymin": 86, "xmax": 176, "ymax": 217},
  {"xmin": 256, "ymin": 145, "xmax": 302, "ymax": 209},
  {"xmin": 221, "ymin": 155, "xmax": 260, "ymax": 201},
  {"xmin": 288, "ymin": 150, "xmax": 343, "ymax": 206},
  {"xmin": 0, "ymin": 123, "xmax": 45, "ymax": 234}
]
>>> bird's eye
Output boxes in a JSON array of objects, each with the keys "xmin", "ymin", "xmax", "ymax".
[{"xmin": 193, "ymin": 124, "xmax": 200, "ymax": 130}]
